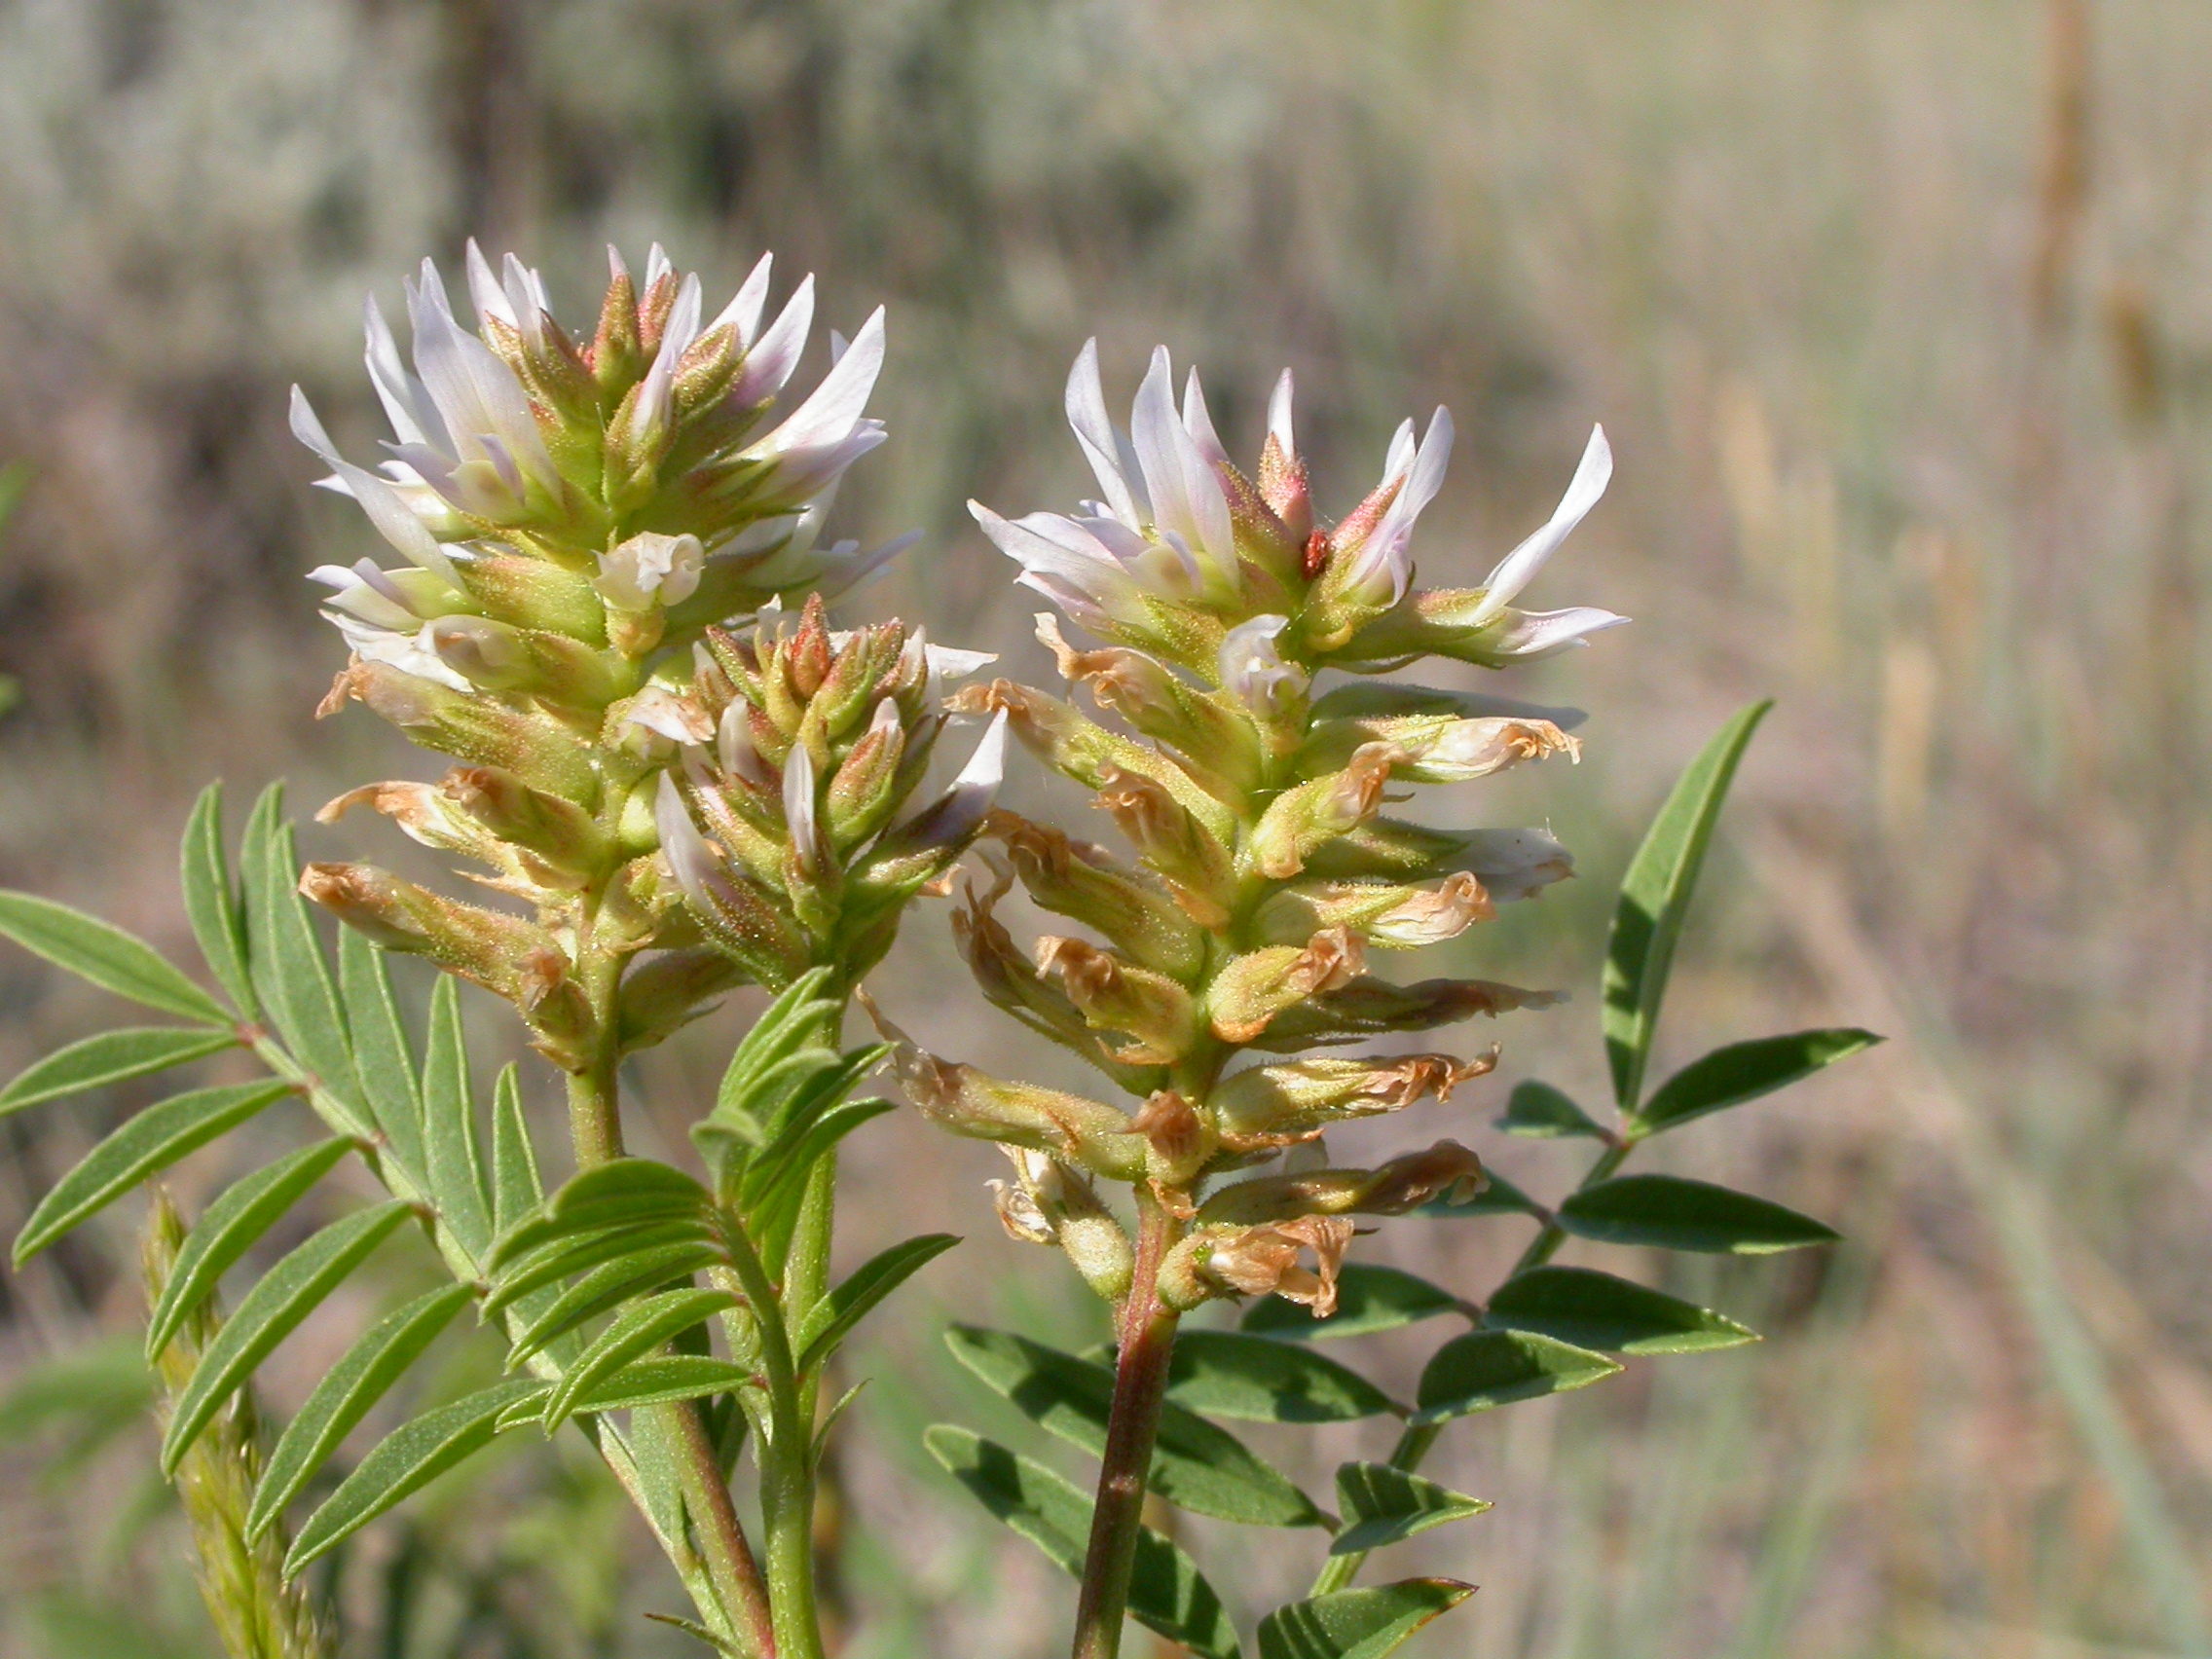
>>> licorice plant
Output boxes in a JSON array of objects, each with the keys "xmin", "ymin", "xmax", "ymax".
[
  {"xmin": 889, "ymin": 344, "xmax": 1879, "ymax": 1659},
  {"xmin": 0, "ymin": 251, "xmax": 1875, "ymax": 1659}
]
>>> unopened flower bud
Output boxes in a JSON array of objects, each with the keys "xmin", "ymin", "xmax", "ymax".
[
  {"xmin": 340, "ymin": 661, "xmax": 598, "ymax": 801},
  {"xmin": 1248, "ymin": 742, "xmax": 1410, "ymax": 881},
  {"xmin": 1204, "ymin": 929, "xmax": 1366, "ymax": 1044},
  {"xmin": 825, "ymin": 700, "xmax": 906, "ymax": 847}
]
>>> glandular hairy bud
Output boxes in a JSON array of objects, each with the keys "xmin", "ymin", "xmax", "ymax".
[
  {"xmin": 1251, "ymin": 975, "xmax": 1563, "ymax": 1051},
  {"xmin": 862, "ymin": 997, "xmax": 1146, "ymax": 1181},
  {"xmin": 340, "ymin": 661, "xmax": 597, "ymax": 803},
  {"xmin": 987, "ymin": 813, "xmax": 1206, "ymax": 980},
  {"xmin": 1160, "ymin": 1216, "xmax": 1355, "ymax": 1316},
  {"xmin": 825, "ymin": 701, "xmax": 905, "ymax": 846},
  {"xmin": 1193, "ymin": 1139, "xmax": 1485, "ymax": 1227},
  {"xmin": 1248, "ymin": 742, "xmax": 1410, "ymax": 881},
  {"xmin": 1209, "ymin": 1049, "xmax": 1499, "ymax": 1141},
  {"xmin": 1205, "ymin": 928, "xmax": 1366, "ymax": 1044},
  {"xmin": 1034, "ymin": 937, "xmax": 1201, "ymax": 1065}
]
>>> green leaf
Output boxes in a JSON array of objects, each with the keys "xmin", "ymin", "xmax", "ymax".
[
  {"xmin": 504, "ymin": 1240, "xmax": 725, "ymax": 1365},
  {"xmin": 924, "ymin": 1425, "xmax": 1242, "ymax": 1659},
  {"xmin": 15, "ymin": 1081, "xmax": 295, "ymax": 1264},
  {"xmin": 1415, "ymin": 1167, "xmax": 1542, "ymax": 1220},
  {"xmin": 489, "ymin": 1066, "xmax": 542, "ymax": 1238},
  {"xmin": 1412, "ymin": 1330, "xmax": 1623, "ymax": 1425},
  {"xmin": 1602, "ymin": 700, "xmax": 1771, "ymax": 1111},
  {"xmin": 246, "ymin": 808, "xmax": 366, "ymax": 1124},
  {"xmin": 162, "ymin": 1199, "xmax": 415, "ymax": 1474},
  {"xmin": 284, "ymin": 1378, "xmax": 547, "ymax": 1576},
  {"xmin": 539, "ymin": 1287, "xmax": 738, "ymax": 1431},
  {"xmin": 1330, "ymin": 1463, "xmax": 1490, "ymax": 1555},
  {"xmin": 562, "ymin": 1356, "xmax": 755, "ymax": 1416},
  {"xmin": 484, "ymin": 1218, "xmax": 718, "ymax": 1320},
  {"xmin": 1256, "ymin": 1580, "xmax": 1475, "ymax": 1659},
  {"xmin": 246, "ymin": 1282, "xmax": 474, "ymax": 1542},
  {"xmin": 336, "ymin": 928, "xmax": 424, "ymax": 1177},
  {"xmin": 0, "ymin": 892, "xmax": 232, "ymax": 1024},
  {"xmin": 146, "ymin": 1140, "xmax": 353, "ymax": 1360},
  {"xmin": 1483, "ymin": 1265, "xmax": 1757, "ymax": 1355},
  {"xmin": 642, "ymin": 1614, "xmax": 744, "ymax": 1656},
  {"xmin": 0, "ymin": 1026, "xmax": 238, "ymax": 1119},
  {"xmin": 1241, "ymin": 1265, "xmax": 1463, "ymax": 1342},
  {"xmin": 793, "ymin": 1233, "xmax": 959, "ymax": 1376},
  {"xmin": 1557, "ymin": 1174, "xmax": 1840, "ymax": 1255},
  {"xmin": 1159, "ymin": 1330, "xmax": 1397, "ymax": 1423},
  {"xmin": 181, "ymin": 783, "xmax": 256, "ymax": 1017},
  {"xmin": 1495, "ymin": 1079, "xmax": 1605, "ymax": 1139},
  {"xmin": 422, "ymin": 977, "xmax": 491, "ymax": 1260},
  {"xmin": 488, "ymin": 1159, "xmax": 713, "ymax": 1271},
  {"xmin": 944, "ymin": 1325, "xmax": 1325, "ymax": 1528},
  {"xmin": 1633, "ymin": 1028, "xmax": 1882, "ymax": 1136}
]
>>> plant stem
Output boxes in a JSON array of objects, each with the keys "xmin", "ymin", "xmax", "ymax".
[
  {"xmin": 1309, "ymin": 1136, "xmax": 1636, "ymax": 1597},
  {"xmin": 1071, "ymin": 1192, "xmax": 1182, "ymax": 1659}
]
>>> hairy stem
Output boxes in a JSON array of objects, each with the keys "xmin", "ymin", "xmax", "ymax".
[
  {"xmin": 1072, "ymin": 1193, "xmax": 1181, "ymax": 1659},
  {"xmin": 1310, "ymin": 1137, "xmax": 1633, "ymax": 1596}
]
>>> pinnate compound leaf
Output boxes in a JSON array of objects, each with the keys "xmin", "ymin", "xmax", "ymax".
[
  {"xmin": 1412, "ymin": 1330, "xmax": 1622, "ymax": 1425},
  {"xmin": 1161, "ymin": 1330, "xmax": 1398, "ymax": 1423},
  {"xmin": 422, "ymin": 977, "xmax": 491, "ymax": 1260},
  {"xmin": 1483, "ymin": 1265, "xmax": 1756, "ymax": 1354},
  {"xmin": 145, "ymin": 1139, "xmax": 353, "ymax": 1360},
  {"xmin": 16, "ymin": 1082, "xmax": 295, "ymax": 1264},
  {"xmin": 925, "ymin": 1424, "xmax": 1242, "ymax": 1659},
  {"xmin": 1330, "ymin": 1463, "xmax": 1490, "ymax": 1555},
  {"xmin": 794, "ymin": 1233, "xmax": 959, "ymax": 1376},
  {"xmin": 0, "ymin": 892, "xmax": 231, "ymax": 1025},
  {"xmin": 1602, "ymin": 700, "xmax": 1770, "ymax": 1111},
  {"xmin": 0, "ymin": 1026, "xmax": 238, "ymax": 1119},
  {"xmin": 562, "ymin": 1356, "xmax": 755, "ymax": 1416},
  {"xmin": 283, "ymin": 1378, "xmax": 547, "ymax": 1576},
  {"xmin": 504, "ymin": 1241, "xmax": 725, "ymax": 1365},
  {"xmin": 1495, "ymin": 1079, "xmax": 1604, "ymax": 1139},
  {"xmin": 1634, "ymin": 1028, "xmax": 1882, "ymax": 1136},
  {"xmin": 483, "ymin": 1219, "xmax": 719, "ymax": 1319},
  {"xmin": 162, "ymin": 1200, "xmax": 415, "ymax": 1474},
  {"xmin": 246, "ymin": 1282, "xmax": 475, "ymax": 1542},
  {"xmin": 488, "ymin": 1159, "xmax": 714, "ymax": 1271},
  {"xmin": 336, "ymin": 927, "xmax": 424, "ymax": 1177},
  {"xmin": 1557, "ymin": 1174, "xmax": 1839, "ymax": 1254},
  {"xmin": 1256, "ymin": 1580, "xmax": 1474, "ymax": 1659},
  {"xmin": 539, "ymin": 1287, "xmax": 738, "ymax": 1431},
  {"xmin": 181, "ymin": 783, "xmax": 255, "ymax": 1017},
  {"xmin": 1242, "ymin": 1265, "xmax": 1462, "ymax": 1342},
  {"xmin": 945, "ymin": 1325, "xmax": 1325, "ymax": 1528}
]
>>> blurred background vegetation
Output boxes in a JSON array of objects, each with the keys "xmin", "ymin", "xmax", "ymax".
[{"xmin": 3, "ymin": 0, "xmax": 2210, "ymax": 1654}]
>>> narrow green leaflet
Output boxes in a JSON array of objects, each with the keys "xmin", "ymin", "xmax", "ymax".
[
  {"xmin": 490, "ymin": 1066, "xmax": 543, "ymax": 1237},
  {"xmin": 248, "ymin": 813, "xmax": 366, "ymax": 1124},
  {"xmin": 924, "ymin": 1425, "xmax": 1242, "ymax": 1659},
  {"xmin": 793, "ymin": 1234, "xmax": 960, "ymax": 1376},
  {"xmin": 283, "ymin": 1378, "xmax": 548, "ymax": 1577},
  {"xmin": 1256, "ymin": 1580, "xmax": 1474, "ymax": 1659},
  {"xmin": 0, "ymin": 892, "xmax": 232, "ymax": 1025},
  {"xmin": 1412, "ymin": 1330, "xmax": 1622, "ymax": 1426},
  {"xmin": 162, "ymin": 1199, "xmax": 414, "ymax": 1473},
  {"xmin": 145, "ymin": 1140, "xmax": 353, "ymax": 1360},
  {"xmin": 422, "ymin": 977, "xmax": 491, "ymax": 1260},
  {"xmin": 336, "ymin": 927, "xmax": 424, "ymax": 1176},
  {"xmin": 15, "ymin": 1081, "xmax": 295, "ymax": 1264},
  {"xmin": 181, "ymin": 783, "xmax": 255, "ymax": 1017},
  {"xmin": 744, "ymin": 1093, "xmax": 896, "ymax": 1269},
  {"xmin": 1602, "ymin": 699, "xmax": 1770, "ymax": 1111},
  {"xmin": 1330, "ymin": 1463, "xmax": 1490, "ymax": 1556},
  {"xmin": 563, "ymin": 1357, "xmax": 756, "ymax": 1416},
  {"xmin": 1495, "ymin": 1080, "xmax": 1605, "ymax": 1138},
  {"xmin": 1483, "ymin": 1266, "xmax": 1756, "ymax": 1355},
  {"xmin": 1633, "ymin": 1028, "xmax": 1882, "ymax": 1136},
  {"xmin": 1160, "ymin": 1330, "xmax": 1398, "ymax": 1423},
  {"xmin": 1557, "ymin": 1174, "xmax": 1840, "ymax": 1255},
  {"xmin": 246, "ymin": 1282, "xmax": 475, "ymax": 1542},
  {"xmin": 1415, "ymin": 1168, "xmax": 1542, "ymax": 1220},
  {"xmin": 483, "ymin": 1219, "xmax": 719, "ymax": 1319},
  {"xmin": 945, "ymin": 1325, "xmax": 1325, "ymax": 1528},
  {"xmin": 0, "ymin": 1026, "xmax": 237, "ymax": 1118},
  {"xmin": 505, "ymin": 1241, "xmax": 725, "ymax": 1364},
  {"xmin": 1242, "ymin": 1265, "xmax": 1463, "ymax": 1342},
  {"xmin": 540, "ymin": 1287, "xmax": 738, "ymax": 1430},
  {"xmin": 488, "ymin": 1159, "xmax": 714, "ymax": 1270}
]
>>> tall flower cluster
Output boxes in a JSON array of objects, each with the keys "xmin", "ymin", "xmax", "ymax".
[
  {"xmin": 887, "ymin": 340, "xmax": 1621, "ymax": 1312},
  {"xmin": 291, "ymin": 243, "xmax": 982, "ymax": 1072}
]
